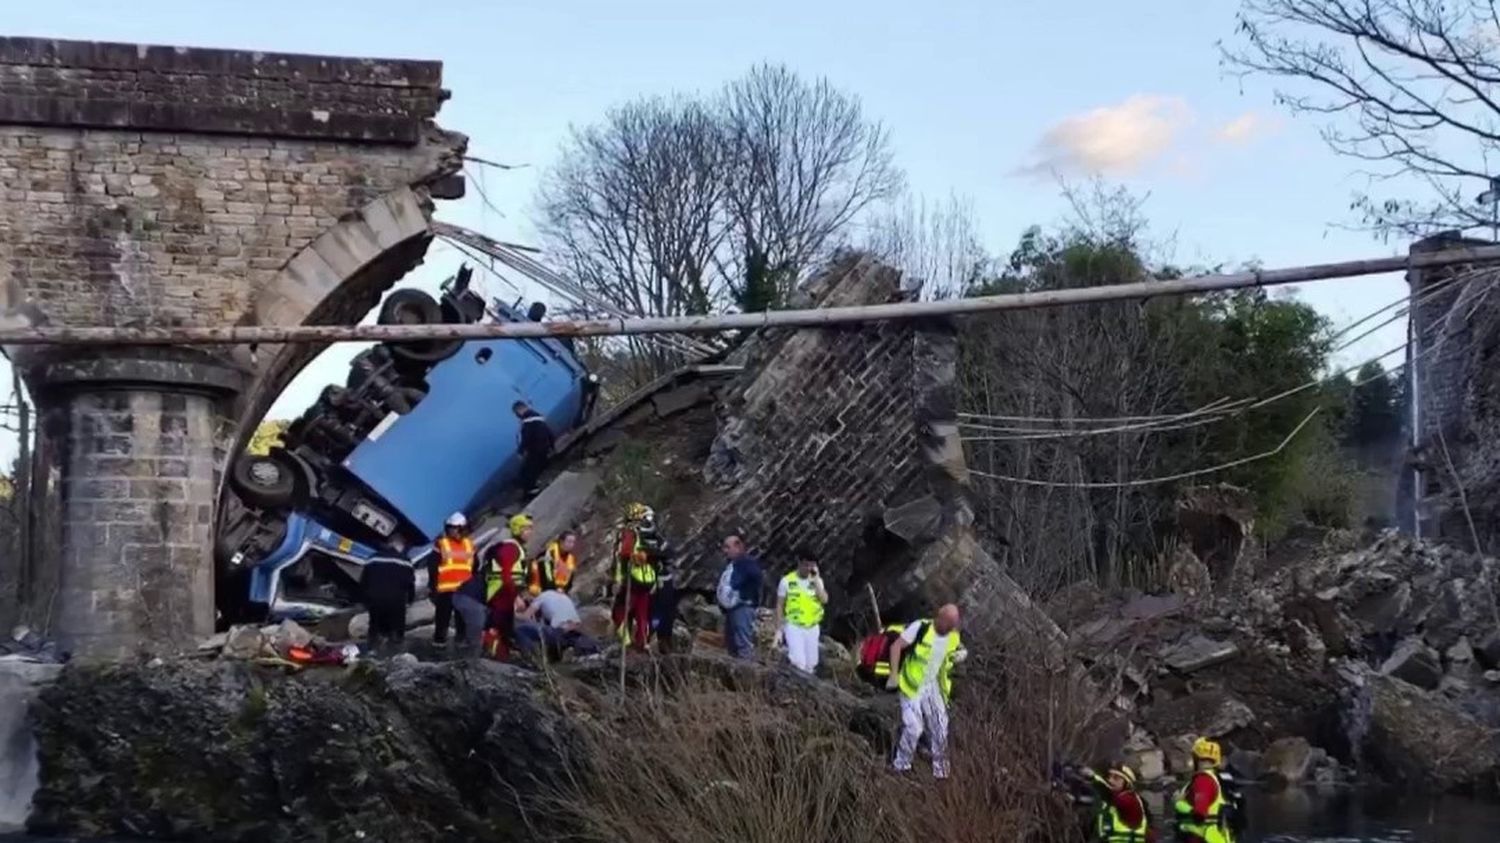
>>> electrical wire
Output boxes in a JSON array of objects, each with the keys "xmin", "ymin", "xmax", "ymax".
[{"xmin": 956, "ymin": 269, "xmax": 1473, "ymax": 428}]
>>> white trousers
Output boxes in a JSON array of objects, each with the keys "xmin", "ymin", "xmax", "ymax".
[
  {"xmin": 892, "ymin": 685, "xmax": 950, "ymax": 779},
  {"xmin": 784, "ymin": 622, "xmax": 820, "ymax": 673}
]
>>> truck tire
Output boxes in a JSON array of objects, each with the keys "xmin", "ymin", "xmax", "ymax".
[
  {"xmin": 378, "ymin": 289, "xmax": 442, "ymax": 327},
  {"xmin": 230, "ymin": 452, "xmax": 297, "ymax": 509},
  {"xmin": 379, "ymin": 289, "xmax": 462, "ymax": 365}
]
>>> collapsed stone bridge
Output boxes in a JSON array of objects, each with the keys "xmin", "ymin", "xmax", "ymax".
[{"xmin": 0, "ymin": 36, "xmax": 466, "ymax": 657}]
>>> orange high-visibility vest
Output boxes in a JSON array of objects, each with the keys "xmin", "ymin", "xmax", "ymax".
[
  {"xmin": 434, "ymin": 537, "xmax": 476, "ymax": 594},
  {"xmin": 529, "ymin": 541, "xmax": 577, "ymax": 595}
]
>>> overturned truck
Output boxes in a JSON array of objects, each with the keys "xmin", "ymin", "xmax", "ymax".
[{"xmin": 216, "ymin": 266, "xmax": 599, "ymax": 624}]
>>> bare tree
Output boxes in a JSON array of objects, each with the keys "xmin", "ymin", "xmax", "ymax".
[
  {"xmin": 1226, "ymin": 0, "xmax": 1500, "ymax": 234},
  {"xmin": 867, "ymin": 193, "xmax": 991, "ymax": 299},
  {"xmin": 537, "ymin": 97, "xmax": 729, "ymax": 379},
  {"xmin": 719, "ymin": 64, "xmax": 904, "ymax": 310}
]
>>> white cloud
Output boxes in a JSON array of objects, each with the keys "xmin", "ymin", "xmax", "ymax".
[
  {"xmin": 1015, "ymin": 95, "xmax": 1192, "ymax": 178},
  {"xmin": 1214, "ymin": 111, "xmax": 1280, "ymax": 145}
]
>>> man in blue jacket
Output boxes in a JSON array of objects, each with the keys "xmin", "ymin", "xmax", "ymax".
[{"xmin": 716, "ymin": 532, "xmax": 764, "ymax": 660}]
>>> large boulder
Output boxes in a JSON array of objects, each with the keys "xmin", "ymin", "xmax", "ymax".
[
  {"xmin": 1379, "ymin": 637, "xmax": 1444, "ymax": 691},
  {"xmin": 1142, "ymin": 690, "xmax": 1253, "ymax": 741},
  {"xmin": 1363, "ymin": 674, "xmax": 1500, "ymax": 792},
  {"xmin": 28, "ymin": 659, "xmax": 566, "ymax": 842},
  {"xmin": 1260, "ymin": 736, "xmax": 1316, "ymax": 785}
]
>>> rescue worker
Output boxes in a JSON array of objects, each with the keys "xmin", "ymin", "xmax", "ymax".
[
  {"xmin": 431, "ymin": 512, "xmax": 476, "ymax": 646},
  {"xmin": 609, "ymin": 503, "xmax": 658, "ymax": 651},
  {"xmin": 887, "ymin": 603, "xmax": 968, "ymax": 779},
  {"xmin": 715, "ymin": 532, "xmax": 763, "ymax": 660},
  {"xmin": 528, "ymin": 530, "xmax": 579, "ymax": 596},
  {"xmin": 513, "ymin": 401, "xmax": 554, "ymax": 500},
  {"xmin": 361, "ymin": 555, "xmax": 414, "ymax": 657},
  {"xmin": 774, "ymin": 547, "xmax": 828, "ymax": 673},
  {"xmin": 483, "ymin": 513, "xmax": 534, "ymax": 660},
  {"xmin": 1175, "ymin": 738, "xmax": 1233, "ymax": 843},
  {"xmin": 515, "ymin": 589, "xmax": 600, "ymax": 661},
  {"xmin": 1081, "ymin": 765, "xmax": 1151, "ymax": 843},
  {"xmin": 640, "ymin": 513, "xmax": 679, "ymax": 654}
]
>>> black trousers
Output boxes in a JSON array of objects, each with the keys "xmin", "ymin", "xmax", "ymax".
[
  {"xmin": 653, "ymin": 579, "xmax": 679, "ymax": 654},
  {"xmin": 432, "ymin": 592, "xmax": 468, "ymax": 644},
  {"xmin": 519, "ymin": 452, "xmax": 547, "ymax": 496},
  {"xmin": 363, "ymin": 562, "xmax": 413, "ymax": 648}
]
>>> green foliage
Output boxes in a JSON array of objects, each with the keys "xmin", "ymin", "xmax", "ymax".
[
  {"xmin": 962, "ymin": 196, "xmax": 1369, "ymax": 590},
  {"xmin": 1344, "ymin": 361, "xmax": 1404, "ymax": 449}
]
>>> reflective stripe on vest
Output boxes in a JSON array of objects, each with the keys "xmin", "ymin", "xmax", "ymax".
[
  {"xmin": 434, "ymin": 537, "xmax": 475, "ymax": 594},
  {"xmin": 1095, "ymin": 799, "xmax": 1148, "ymax": 843},
  {"xmin": 485, "ymin": 539, "xmax": 528, "ymax": 602},
  {"xmin": 1174, "ymin": 771, "xmax": 1226, "ymax": 838},
  {"xmin": 617, "ymin": 529, "xmax": 656, "ymax": 586},
  {"xmin": 896, "ymin": 622, "xmax": 961, "ymax": 701},
  {"xmin": 781, "ymin": 572, "xmax": 823, "ymax": 627},
  {"xmin": 537, "ymin": 542, "xmax": 575, "ymax": 593}
]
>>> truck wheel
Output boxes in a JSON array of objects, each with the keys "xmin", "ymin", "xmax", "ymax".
[
  {"xmin": 379, "ymin": 289, "xmax": 462, "ymax": 365},
  {"xmin": 230, "ymin": 452, "xmax": 297, "ymax": 509},
  {"xmin": 378, "ymin": 289, "xmax": 442, "ymax": 326}
]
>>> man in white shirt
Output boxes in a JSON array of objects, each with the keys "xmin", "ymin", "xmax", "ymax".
[
  {"xmin": 886, "ymin": 604, "xmax": 967, "ymax": 779},
  {"xmin": 515, "ymin": 590, "xmax": 599, "ymax": 659},
  {"xmin": 774, "ymin": 548, "xmax": 829, "ymax": 674}
]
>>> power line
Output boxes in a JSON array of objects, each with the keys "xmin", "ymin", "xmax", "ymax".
[
  {"xmin": 967, "ymin": 408, "xmax": 1324, "ymax": 489},
  {"xmin": 957, "ymin": 268, "xmax": 1475, "ymax": 429}
]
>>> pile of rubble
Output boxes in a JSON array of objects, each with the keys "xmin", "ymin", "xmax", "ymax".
[{"xmin": 1053, "ymin": 528, "xmax": 1500, "ymax": 794}]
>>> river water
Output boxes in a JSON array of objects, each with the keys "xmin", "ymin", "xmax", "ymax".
[{"xmin": 1243, "ymin": 789, "xmax": 1500, "ymax": 842}]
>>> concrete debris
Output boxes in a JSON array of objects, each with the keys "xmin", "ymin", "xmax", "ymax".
[
  {"xmin": 1379, "ymin": 638, "xmax": 1444, "ymax": 690},
  {"xmin": 221, "ymin": 625, "xmax": 267, "ymax": 660},
  {"xmin": 1131, "ymin": 748, "xmax": 1166, "ymax": 782},
  {"xmin": 1160, "ymin": 634, "xmax": 1240, "ymax": 673},
  {"xmin": 265, "ymin": 619, "xmax": 313, "ymax": 652},
  {"xmin": 1260, "ymin": 736, "xmax": 1316, "ymax": 784},
  {"xmin": 1, "ymin": 627, "xmax": 63, "ymax": 665},
  {"xmin": 1143, "ymin": 690, "xmax": 1253, "ymax": 742}
]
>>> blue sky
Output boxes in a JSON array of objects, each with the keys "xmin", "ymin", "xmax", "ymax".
[{"xmin": 0, "ymin": 0, "xmax": 1438, "ymax": 462}]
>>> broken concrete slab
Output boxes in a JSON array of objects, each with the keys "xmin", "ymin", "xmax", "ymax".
[
  {"xmin": 1380, "ymin": 638, "xmax": 1444, "ymax": 691},
  {"xmin": 0, "ymin": 660, "xmax": 63, "ymax": 831},
  {"xmin": 221, "ymin": 625, "xmax": 266, "ymax": 660},
  {"xmin": 649, "ymin": 383, "xmax": 710, "ymax": 417},
  {"xmin": 882, "ymin": 495, "xmax": 944, "ymax": 544},
  {"xmin": 1120, "ymin": 593, "xmax": 1184, "ymax": 622},
  {"xmin": 1160, "ymin": 634, "xmax": 1240, "ymax": 673},
  {"xmin": 1132, "ymin": 748, "xmax": 1167, "ymax": 782},
  {"xmin": 1143, "ymin": 690, "xmax": 1253, "ymax": 741}
]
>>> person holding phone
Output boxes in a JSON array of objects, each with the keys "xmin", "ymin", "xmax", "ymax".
[{"xmin": 775, "ymin": 547, "xmax": 829, "ymax": 674}]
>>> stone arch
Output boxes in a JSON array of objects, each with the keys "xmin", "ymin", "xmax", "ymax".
[{"xmin": 220, "ymin": 185, "xmax": 438, "ymax": 487}]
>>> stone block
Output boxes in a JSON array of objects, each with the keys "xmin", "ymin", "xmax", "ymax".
[
  {"xmin": 1261, "ymin": 736, "xmax": 1316, "ymax": 784},
  {"xmin": 1381, "ymin": 637, "xmax": 1444, "ymax": 691}
]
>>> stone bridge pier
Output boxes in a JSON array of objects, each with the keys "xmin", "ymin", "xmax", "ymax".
[{"xmin": 0, "ymin": 37, "xmax": 467, "ymax": 658}]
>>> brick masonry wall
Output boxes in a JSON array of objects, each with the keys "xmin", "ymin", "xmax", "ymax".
[
  {"xmin": 0, "ymin": 37, "xmax": 445, "ymax": 143},
  {"xmin": 1408, "ymin": 237, "xmax": 1500, "ymax": 553},
  {"xmin": 0, "ymin": 127, "xmax": 451, "ymax": 332},
  {"xmin": 53, "ymin": 387, "xmax": 217, "ymax": 658},
  {"xmin": 675, "ymin": 257, "xmax": 943, "ymax": 617}
]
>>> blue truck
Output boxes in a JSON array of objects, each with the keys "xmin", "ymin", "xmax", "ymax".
[{"xmin": 215, "ymin": 266, "xmax": 598, "ymax": 624}]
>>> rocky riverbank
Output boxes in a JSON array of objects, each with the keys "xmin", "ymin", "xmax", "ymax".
[
  {"xmin": 25, "ymin": 654, "xmax": 895, "ymax": 842},
  {"xmin": 1051, "ymin": 527, "xmax": 1500, "ymax": 796}
]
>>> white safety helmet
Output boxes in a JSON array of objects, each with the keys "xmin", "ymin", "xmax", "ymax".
[{"xmin": 445, "ymin": 512, "xmax": 468, "ymax": 528}]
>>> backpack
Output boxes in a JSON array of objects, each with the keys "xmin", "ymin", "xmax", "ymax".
[{"xmin": 856, "ymin": 621, "xmax": 928, "ymax": 689}]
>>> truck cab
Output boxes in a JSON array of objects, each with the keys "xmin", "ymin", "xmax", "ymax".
[{"xmin": 216, "ymin": 266, "xmax": 598, "ymax": 624}]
